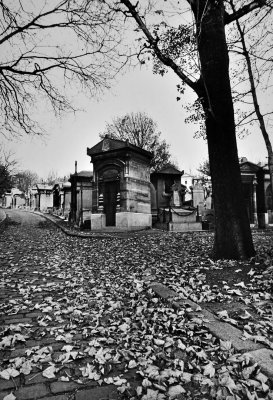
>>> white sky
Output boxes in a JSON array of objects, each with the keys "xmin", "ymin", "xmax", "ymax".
[{"xmin": 3, "ymin": 64, "xmax": 269, "ymax": 179}]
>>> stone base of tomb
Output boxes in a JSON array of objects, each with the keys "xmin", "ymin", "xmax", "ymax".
[
  {"xmin": 90, "ymin": 213, "xmax": 106, "ymax": 230},
  {"xmin": 168, "ymin": 221, "xmax": 202, "ymax": 232},
  {"xmin": 90, "ymin": 212, "xmax": 152, "ymax": 231},
  {"xmin": 154, "ymin": 207, "xmax": 202, "ymax": 232},
  {"xmin": 116, "ymin": 212, "xmax": 152, "ymax": 230}
]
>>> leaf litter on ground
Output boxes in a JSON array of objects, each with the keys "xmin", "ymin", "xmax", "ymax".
[{"xmin": 0, "ymin": 219, "xmax": 273, "ymax": 399}]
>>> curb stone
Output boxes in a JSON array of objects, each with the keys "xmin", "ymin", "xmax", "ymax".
[
  {"xmin": 148, "ymin": 282, "xmax": 273, "ymax": 382},
  {"xmin": 0, "ymin": 209, "xmax": 7, "ymax": 227},
  {"xmin": 33, "ymin": 211, "xmax": 112, "ymax": 239},
  {"xmin": 32, "ymin": 211, "xmax": 154, "ymax": 239},
  {"xmin": 31, "ymin": 210, "xmax": 209, "ymax": 238}
]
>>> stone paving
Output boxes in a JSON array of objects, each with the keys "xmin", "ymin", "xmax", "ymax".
[
  {"xmin": 0, "ymin": 210, "xmax": 125, "ymax": 400},
  {"xmin": 0, "ymin": 210, "xmax": 169, "ymax": 400}
]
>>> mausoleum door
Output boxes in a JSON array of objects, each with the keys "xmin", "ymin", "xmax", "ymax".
[
  {"xmin": 98, "ymin": 167, "xmax": 121, "ymax": 226},
  {"xmin": 103, "ymin": 180, "xmax": 118, "ymax": 226},
  {"xmin": 242, "ymin": 183, "xmax": 254, "ymax": 224}
]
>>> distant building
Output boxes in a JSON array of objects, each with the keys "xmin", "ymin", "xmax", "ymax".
[
  {"xmin": 12, "ymin": 188, "xmax": 26, "ymax": 208},
  {"xmin": 1, "ymin": 188, "xmax": 25, "ymax": 208},
  {"xmin": 181, "ymin": 172, "xmax": 194, "ymax": 189},
  {"xmin": 32, "ymin": 184, "xmax": 53, "ymax": 212},
  {"xmin": 1, "ymin": 190, "xmax": 12, "ymax": 208}
]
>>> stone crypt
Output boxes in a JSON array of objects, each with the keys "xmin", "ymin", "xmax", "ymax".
[
  {"xmin": 151, "ymin": 165, "xmax": 202, "ymax": 231},
  {"xmin": 87, "ymin": 136, "xmax": 153, "ymax": 230}
]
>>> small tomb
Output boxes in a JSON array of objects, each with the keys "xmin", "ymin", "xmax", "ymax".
[{"xmin": 151, "ymin": 165, "xmax": 202, "ymax": 231}]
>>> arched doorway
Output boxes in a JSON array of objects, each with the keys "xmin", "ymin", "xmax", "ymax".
[{"xmin": 99, "ymin": 168, "xmax": 120, "ymax": 226}]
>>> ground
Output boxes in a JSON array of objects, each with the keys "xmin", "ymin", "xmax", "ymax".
[{"xmin": 0, "ymin": 209, "xmax": 273, "ymax": 400}]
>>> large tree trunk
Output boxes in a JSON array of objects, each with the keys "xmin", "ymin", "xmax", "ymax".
[
  {"xmin": 193, "ymin": 0, "xmax": 255, "ymax": 259},
  {"xmin": 121, "ymin": 0, "xmax": 256, "ymax": 259}
]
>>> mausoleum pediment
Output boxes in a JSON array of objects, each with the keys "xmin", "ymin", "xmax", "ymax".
[
  {"xmin": 87, "ymin": 136, "xmax": 152, "ymax": 159},
  {"xmin": 240, "ymin": 161, "xmax": 262, "ymax": 173},
  {"xmin": 151, "ymin": 164, "xmax": 184, "ymax": 176}
]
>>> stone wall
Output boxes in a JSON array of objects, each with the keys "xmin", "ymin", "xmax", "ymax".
[
  {"xmin": 39, "ymin": 193, "xmax": 53, "ymax": 211},
  {"xmin": 121, "ymin": 159, "xmax": 151, "ymax": 215}
]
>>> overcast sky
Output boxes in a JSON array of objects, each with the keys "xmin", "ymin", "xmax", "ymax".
[{"xmin": 3, "ymin": 64, "xmax": 269, "ymax": 180}]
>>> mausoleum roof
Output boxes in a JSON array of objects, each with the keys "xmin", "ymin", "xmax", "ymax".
[
  {"xmin": 87, "ymin": 137, "xmax": 153, "ymax": 158},
  {"xmin": 153, "ymin": 164, "xmax": 184, "ymax": 176},
  {"xmin": 239, "ymin": 161, "xmax": 263, "ymax": 173},
  {"xmin": 76, "ymin": 170, "xmax": 93, "ymax": 177},
  {"xmin": 36, "ymin": 184, "xmax": 53, "ymax": 191},
  {"xmin": 70, "ymin": 170, "xmax": 93, "ymax": 178},
  {"xmin": 10, "ymin": 188, "xmax": 24, "ymax": 196}
]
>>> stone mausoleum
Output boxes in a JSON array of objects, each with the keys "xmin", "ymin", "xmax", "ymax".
[
  {"xmin": 151, "ymin": 165, "xmax": 202, "ymax": 231},
  {"xmin": 87, "ymin": 136, "xmax": 153, "ymax": 230}
]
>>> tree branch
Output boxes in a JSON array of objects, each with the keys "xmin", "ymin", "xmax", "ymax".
[
  {"xmin": 120, "ymin": 0, "xmax": 199, "ymax": 93},
  {"xmin": 225, "ymin": 0, "xmax": 271, "ymax": 24}
]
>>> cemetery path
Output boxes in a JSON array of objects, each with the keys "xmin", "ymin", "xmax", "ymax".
[
  {"xmin": 0, "ymin": 209, "xmax": 273, "ymax": 400},
  {"xmin": 2, "ymin": 209, "xmax": 48, "ymax": 226}
]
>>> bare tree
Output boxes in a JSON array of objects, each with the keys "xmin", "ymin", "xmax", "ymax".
[
  {"xmin": 0, "ymin": 145, "xmax": 17, "ymax": 172},
  {"xmin": 45, "ymin": 170, "xmax": 68, "ymax": 185},
  {"xmin": 228, "ymin": 0, "xmax": 273, "ymax": 196},
  {"xmin": 108, "ymin": 0, "xmax": 273, "ymax": 259},
  {"xmin": 197, "ymin": 159, "xmax": 211, "ymax": 177},
  {"xmin": 13, "ymin": 170, "xmax": 39, "ymax": 194},
  {"xmin": 0, "ymin": 0, "xmax": 127, "ymax": 137},
  {"xmin": 0, "ymin": 146, "xmax": 17, "ymax": 196},
  {"xmin": 100, "ymin": 112, "xmax": 174, "ymax": 171}
]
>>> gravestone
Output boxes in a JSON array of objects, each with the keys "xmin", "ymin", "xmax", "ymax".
[
  {"xmin": 192, "ymin": 182, "xmax": 205, "ymax": 207},
  {"xmin": 171, "ymin": 182, "xmax": 183, "ymax": 207}
]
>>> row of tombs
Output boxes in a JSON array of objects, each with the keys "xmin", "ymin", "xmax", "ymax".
[
  {"xmin": 9, "ymin": 137, "xmax": 270, "ymax": 231},
  {"xmin": 61, "ymin": 137, "xmax": 272, "ymax": 231}
]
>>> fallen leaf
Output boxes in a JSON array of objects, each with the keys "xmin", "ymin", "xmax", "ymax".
[
  {"xmin": 42, "ymin": 366, "xmax": 57, "ymax": 379},
  {"xmin": 168, "ymin": 384, "xmax": 186, "ymax": 399},
  {"xmin": 3, "ymin": 393, "xmax": 16, "ymax": 400}
]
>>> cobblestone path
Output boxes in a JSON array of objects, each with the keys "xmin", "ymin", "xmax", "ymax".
[{"xmin": 0, "ymin": 210, "xmax": 131, "ymax": 400}]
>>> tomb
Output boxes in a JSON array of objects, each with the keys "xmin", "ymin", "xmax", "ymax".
[
  {"xmin": 33, "ymin": 184, "xmax": 53, "ymax": 212},
  {"xmin": 69, "ymin": 170, "xmax": 93, "ymax": 227},
  {"xmin": 52, "ymin": 182, "xmax": 71, "ymax": 219},
  {"xmin": 151, "ymin": 165, "xmax": 202, "ymax": 231},
  {"xmin": 239, "ymin": 159, "xmax": 270, "ymax": 227},
  {"xmin": 87, "ymin": 136, "xmax": 153, "ymax": 230}
]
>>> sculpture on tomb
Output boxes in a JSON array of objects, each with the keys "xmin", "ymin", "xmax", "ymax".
[{"xmin": 170, "ymin": 182, "xmax": 186, "ymax": 208}]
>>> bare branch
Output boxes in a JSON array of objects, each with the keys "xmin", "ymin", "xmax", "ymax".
[
  {"xmin": 119, "ymin": 0, "xmax": 199, "ymax": 93},
  {"xmin": 225, "ymin": 0, "xmax": 271, "ymax": 24},
  {"xmin": 0, "ymin": 0, "xmax": 129, "ymax": 137}
]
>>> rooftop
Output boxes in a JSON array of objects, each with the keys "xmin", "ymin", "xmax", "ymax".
[
  {"xmin": 153, "ymin": 164, "xmax": 184, "ymax": 176},
  {"xmin": 87, "ymin": 136, "xmax": 153, "ymax": 159}
]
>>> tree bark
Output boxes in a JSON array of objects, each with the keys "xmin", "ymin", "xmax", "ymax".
[
  {"xmin": 121, "ymin": 0, "xmax": 256, "ymax": 259},
  {"xmin": 192, "ymin": 0, "xmax": 255, "ymax": 259}
]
